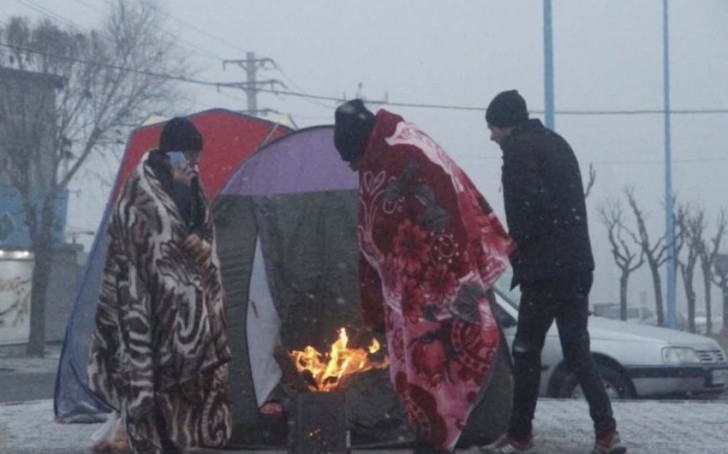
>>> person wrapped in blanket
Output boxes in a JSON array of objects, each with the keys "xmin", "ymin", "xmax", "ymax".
[
  {"xmin": 87, "ymin": 117, "xmax": 231, "ymax": 453},
  {"xmin": 333, "ymin": 99, "xmax": 515, "ymax": 453}
]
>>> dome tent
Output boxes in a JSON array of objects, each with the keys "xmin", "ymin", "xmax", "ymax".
[{"xmin": 212, "ymin": 125, "xmax": 513, "ymax": 449}]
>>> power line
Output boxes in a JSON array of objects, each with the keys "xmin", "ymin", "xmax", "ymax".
[
  {"xmin": 590, "ymin": 156, "xmax": 728, "ymax": 165},
  {"xmin": 112, "ymin": 0, "xmax": 251, "ymax": 56},
  {"xmin": 20, "ymin": 0, "xmax": 225, "ymax": 65},
  {"xmin": 3, "ymin": 42, "xmax": 725, "ymax": 168},
  {"xmin": 456, "ymin": 153, "xmax": 728, "ymax": 164},
  {"xmin": 537, "ymin": 108, "xmax": 728, "ymax": 116},
  {"xmin": 73, "ymin": 0, "xmax": 225, "ymax": 62},
  {"xmin": 251, "ymin": 86, "xmax": 728, "ymax": 115},
  {"xmin": 111, "ymin": 0, "xmax": 227, "ymax": 61},
  {"xmin": 273, "ymin": 65, "xmax": 339, "ymax": 110},
  {"xmin": 0, "ymin": 41, "xmax": 221, "ymax": 86},
  {"xmin": 127, "ymin": 0, "xmax": 334, "ymax": 110},
  {"xmin": 242, "ymin": 86, "xmax": 343, "ymax": 103},
  {"xmin": 2, "ymin": 40, "xmax": 728, "ymax": 117},
  {"xmin": 0, "ymin": 40, "xmax": 248, "ymax": 109},
  {"xmin": 14, "ymin": 0, "xmax": 79, "ymax": 29}
]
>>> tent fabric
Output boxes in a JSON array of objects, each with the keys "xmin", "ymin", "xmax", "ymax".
[
  {"xmin": 213, "ymin": 126, "xmax": 511, "ymax": 448},
  {"xmin": 54, "ymin": 109, "xmax": 291, "ymax": 423},
  {"xmin": 247, "ymin": 236, "xmax": 282, "ymax": 407},
  {"xmin": 111, "ymin": 109, "xmax": 290, "ymax": 201},
  {"xmin": 213, "ymin": 126, "xmax": 410, "ymax": 446}
]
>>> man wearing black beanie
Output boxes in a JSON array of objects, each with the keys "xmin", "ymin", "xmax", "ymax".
[
  {"xmin": 481, "ymin": 91, "xmax": 627, "ymax": 454},
  {"xmin": 485, "ymin": 89, "xmax": 529, "ymax": 130}
]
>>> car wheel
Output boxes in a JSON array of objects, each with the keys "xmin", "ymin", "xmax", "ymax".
[{"xmin": 557, "ymin": 364, "xmax": 634, "ymax": 400}]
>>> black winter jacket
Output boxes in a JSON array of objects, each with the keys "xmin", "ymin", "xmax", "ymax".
[{"xmin": 500, "ymin": 119, "xmax": 594, "ymax": 287}]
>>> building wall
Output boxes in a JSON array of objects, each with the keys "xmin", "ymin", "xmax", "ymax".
[{"xmin": 0, "ymin": 67, "xmax": 61, "ymax": 188}]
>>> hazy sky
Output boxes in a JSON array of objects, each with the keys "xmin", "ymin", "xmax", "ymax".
[{"xmin": 3, "ymin": 0, "xmax": 728, "ymax": 310}]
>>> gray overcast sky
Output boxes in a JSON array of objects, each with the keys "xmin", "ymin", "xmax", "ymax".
[{"xmin": 3, "ymin": 0, "xmax": 728, "ymax": 309}]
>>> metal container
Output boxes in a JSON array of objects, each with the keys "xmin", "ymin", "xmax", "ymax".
[{"xmin": 287, "ymin": 391, "xmax": 348, "ymax": 454}]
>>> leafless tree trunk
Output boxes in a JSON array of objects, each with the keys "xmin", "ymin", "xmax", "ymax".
[
  {"xmin": 676, "ymin": 205, "xmax": 702, "ymax": 333},
  {"xmin": 706, "ymin": 209, "xmax": 727, "ymax": 334},
  {"xmin": 584, "ymin": 163, "xmax": 596, "ymax": 199},
  {"xmin": 0, "ymin": 0, "xmax": 189, "ymax": 356},
  {"xmin": 624, "ymin": 188, "xmax": 681, "ymax": 327},
  {"xmin": 598, "ymin": 200, "xmax": 644, "ymax": 320},
  {"xmin": 714, "ymin": 266, "xmax": 728, "ymax": 336}
]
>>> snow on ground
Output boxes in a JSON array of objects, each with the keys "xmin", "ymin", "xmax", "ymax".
[{"xmin": 2, "ymin": 398, "xmax": 728, "ymax": 453}]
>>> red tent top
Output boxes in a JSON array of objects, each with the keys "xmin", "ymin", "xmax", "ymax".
[{"xmin": 112, "ymin": 108, "xmax": 292, "ymax": 201}]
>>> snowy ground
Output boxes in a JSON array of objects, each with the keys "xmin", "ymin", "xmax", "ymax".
[
  {"xmin": 1, "ymin": 346, "xmax": 727, "ymax": 453},
  {"xmin": 1, "ymin": 398, "xmax": 727, "ymax": 453}
]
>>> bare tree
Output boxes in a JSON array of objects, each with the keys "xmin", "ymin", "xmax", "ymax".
[
  {"xmin": 598, "ymin": 199, "xmax": 644, "ymax": 320},
  {"xmin": 704, "ymin": 209, "xmax": 727, "ymax": 334},
  {"xmin": 624, "ymin": 188, "xmax": 683, "ymax": 327},
  {"xmin": 715, "ymin": 259, "xmax": 728, "ymax": 336},
  {"xmin": 584, "ymin": 162, "xmax": 596, "ymax": 199},
  {"xmin": 676, "ymin": 205, "xmax": 703, "ymax": 333},
  {"xmin": 0, "ymin": 0, "xmax": 189, "ymax": 356}
]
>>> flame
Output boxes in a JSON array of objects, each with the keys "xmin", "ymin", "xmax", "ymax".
[{"xmin": 289, "ymin": 328, "xmax": 389, "ymax": 392}]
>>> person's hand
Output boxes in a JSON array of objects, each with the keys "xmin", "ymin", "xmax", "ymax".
[{"xmin": 185, "ymin": 234, "xmax": 211, "ymax": 263}]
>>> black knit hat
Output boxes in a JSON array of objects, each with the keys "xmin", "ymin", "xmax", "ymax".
[
  {"xmin": 485, "ymin": 90, "xmax": 529, "ymax": 128},
  {"xmin": 334, "ymin": 99, "xmax": 375, "ymax": 162},
  {"xmin": 159, "ymin": 117, "xmax": 203, "ymax": 152}
]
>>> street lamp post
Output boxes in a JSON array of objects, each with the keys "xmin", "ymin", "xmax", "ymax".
[
  {"xmin": 543, "ymin": 0, "xmax": 555, "ymax": 130},
  {"xmin": 663, "ymin": 0, "xmax": 677, "ymax": 329}
]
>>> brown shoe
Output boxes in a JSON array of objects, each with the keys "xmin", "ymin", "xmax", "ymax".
[
  {"xmin": 107, "ymin": 421, "xmax": 130, "ymax": 453},
  {"xmin": 591, "ymin": 431, "xmax": 627, "ymax": 454},
  {"xmin": 90, "ymin": 439, "xmax": 111, "ymax": 453}
]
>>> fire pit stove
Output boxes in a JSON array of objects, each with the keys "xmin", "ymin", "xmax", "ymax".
[
  {"xmin": 287, "ymin": 391, "xmax": 349, "ymax": 454},
  {"xmin": 279, "ymin": 328, "xmax": 388, "ymax": 453}
]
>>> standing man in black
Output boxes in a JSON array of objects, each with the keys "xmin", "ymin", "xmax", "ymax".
[{"xmin": 481, "ymin": 90, "xmax": 626, "ymax": 454}]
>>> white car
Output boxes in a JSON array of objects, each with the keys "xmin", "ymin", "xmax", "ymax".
[
  {"xmin": 601, "ymin": 305, "xmax": 658, "ymax": 326},
  {"xmin": 599, "ymin": 304, "xmax": 689, "ymax": 332},
  {"xmin": 493, "ymin": 284, "xmax": 728, "ymax": 399}
]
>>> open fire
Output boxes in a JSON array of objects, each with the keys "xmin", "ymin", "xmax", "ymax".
[{"xmin": 289, "ymin": 328, "xmax": 389, "ymax": 392}]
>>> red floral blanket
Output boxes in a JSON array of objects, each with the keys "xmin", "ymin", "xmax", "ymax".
[{"xmin": 357, "ymin": 110, "xmax": 514, "ymax": 449}]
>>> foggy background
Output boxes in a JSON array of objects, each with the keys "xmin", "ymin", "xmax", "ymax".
[{"xmin": 2, "ymin": 0, "xmax": 727, "ymax": 315}]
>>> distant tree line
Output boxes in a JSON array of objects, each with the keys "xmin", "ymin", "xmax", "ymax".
[{"xmin": 598, "ymin": 187, "xmax": 726, "ymax": 335}]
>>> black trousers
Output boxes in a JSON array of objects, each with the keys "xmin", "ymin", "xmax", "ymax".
[{"xmin": 508, "ymin": 271, "xmax": 616, "ymax": 440}]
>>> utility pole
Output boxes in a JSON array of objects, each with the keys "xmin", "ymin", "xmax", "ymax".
[
  {"xmin": 220, "ymin": 52, "xmax": 286, "ymax": 116},
  {"xmin": 350, "ymin": 82, "xmax": 388, "ymax": 106},
  {"xmin": 663, "ymin": 0, "xmax": 677, "ymax": 329},
  {"xmin": 543, "ymin": 0, "xmax": 555, "ymax": 130}
]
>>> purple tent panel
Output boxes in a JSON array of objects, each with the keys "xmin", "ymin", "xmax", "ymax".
[{"xmin": 221, "ymin": 126, "xmax": 356, "ymax": 196}]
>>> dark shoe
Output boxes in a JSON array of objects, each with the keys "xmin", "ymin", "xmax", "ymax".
[
  {"xmin": 480, "ymin": 434, "xmax": 535, "ymax": 453},
  {"xmin": 591, "ymin": 431, "xmax": 627, "ymax": 454},
  {"xmin": 411, "ymin": 438, "xmax": 452, "ymax": 453}
]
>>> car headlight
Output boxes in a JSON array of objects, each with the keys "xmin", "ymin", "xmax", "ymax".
[{"xmin": 661, "ymin": 347, "xmax": 700, "ymax": 365}]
